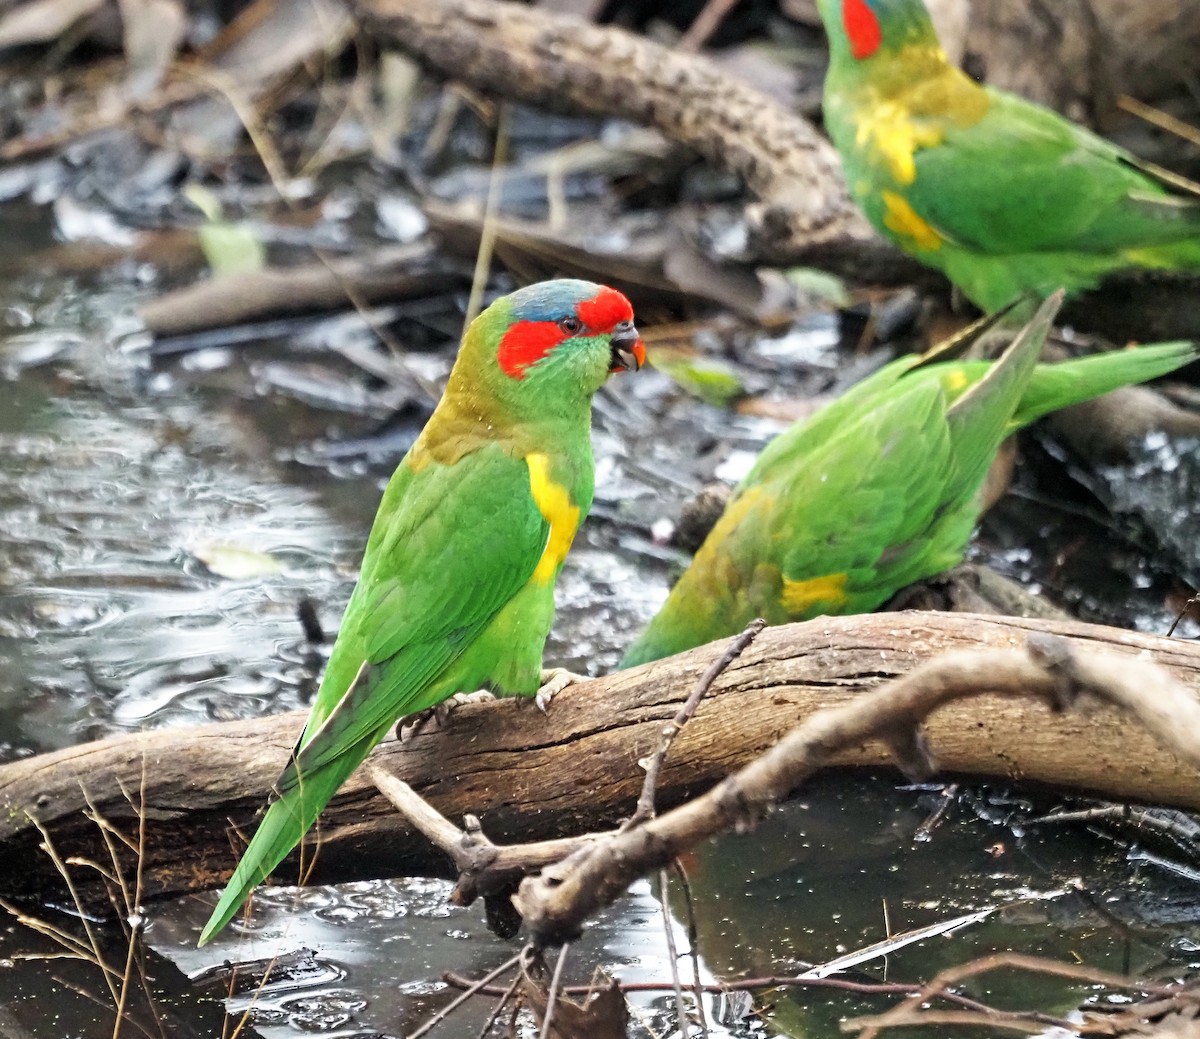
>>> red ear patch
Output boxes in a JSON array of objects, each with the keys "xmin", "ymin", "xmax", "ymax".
[
  {"xmin": 843, "ymin": 0, "xmax": 882, "ymax": 60},
  {"xmin": 498, "ymin": 320, "xmax": 563, "ymax": 379}
]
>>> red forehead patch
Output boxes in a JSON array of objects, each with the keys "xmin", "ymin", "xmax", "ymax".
[
  {"xmin": 577, "ymin": 286, "xmax": 634, "ymax": 331},
  {"xmin": 844, "ymin": 0, "xmax": 882, "ymax": 60},
  {"xmin": 497, "ymin": 287, "xmax": 635, "ymax": 379}
]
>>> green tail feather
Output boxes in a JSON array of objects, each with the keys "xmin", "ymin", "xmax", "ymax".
[
  {"xmin": 1011, "ymin": 339, "xmax": 1199, "ymax": 428},
  {"xmin": 198, "ymin": 745, "xmax": 370, "ymax": 946}
]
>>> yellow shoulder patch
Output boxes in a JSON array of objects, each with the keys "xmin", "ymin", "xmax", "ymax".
[
  {"xmin": 882, "ymin": 191, "xmax": 944, "ymax": 252},
  {"xmin": 526, "ymin": 453, "xmax": 581, "ymax": 585},
  {"xmin": 854, "ymin": 100, "xmax": 944, "ymax": 186},
  {"xmin": 781, "ymin": 572, "xmax": 849, "ymax": 616}
]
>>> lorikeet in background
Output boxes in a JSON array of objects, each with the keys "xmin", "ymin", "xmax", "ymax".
[
  {"xmin": 815, "ymin": 0, "xmax": 1200, "ymax": 310},
  {"xmin": 621, "ymin": 295, "xmax": 1198, "ymax": 667},
  {"xmin": 200, "ymin": 280, "xmax": 644, "ymax": 945}
]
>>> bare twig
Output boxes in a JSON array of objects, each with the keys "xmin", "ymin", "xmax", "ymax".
[
  {"xmin": 538, "ymin": 943, "xmax": 570, "ymax": 1039},
  {"xmin": 850, "ymin": 951, "xmax": 1179, "ymax": 1039},
  {"xmin": 659, "ymin": 871, "xmax": 691, "ymax": 1037},
  {"xmin": 912, "ymin": 783, "xmax": 959, "ymax": 842},
  {"xmin": 7, "ymin": 612, "xmax": 1200, "ymax": 911},
  {"xmin": 513, "ymin": 634, "xmax": 1200, "ymax": 947},
  {"xmin": 366, "ymin": 765, "xmax": 604, "ymax": 905},
  {"xmin": 474, "ymin": 967, "xmax": 523, "ymax": 1039},
  {"xmin": 628, "ymin": 619, "xmax": 766, "ymax": 829},
  {"xmin": 672, "ymin": 861, "xmax": 710, "ymax": 1039},
  {"xmin": 1025, "ymin": 803, "xmax": 1200, "ymax": 845},
  {"xmin": 407, "ymin": 952, "xmax": 522, "ymax": 1039}
]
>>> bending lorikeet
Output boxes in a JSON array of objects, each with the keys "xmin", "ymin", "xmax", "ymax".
[
  {"xmin": 199, "ymin": 279, "xmax": 644, "ymax": 945},
  {"xmin": 621, "ymin": 295, "xmax": 1198, "ymax": 667},
  {"xmin": 814, "ymin": 0, "xmax": 1200, "ymax": 310}
]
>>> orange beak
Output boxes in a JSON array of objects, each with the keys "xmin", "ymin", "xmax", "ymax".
[{"xmin": 609, "ymin": 323, "xmax": 646, "ymax": 373}]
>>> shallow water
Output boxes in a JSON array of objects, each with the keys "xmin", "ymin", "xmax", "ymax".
[{"xmin": 0, "ymin": 194, "xmax": 1198, "ymax": 1037}]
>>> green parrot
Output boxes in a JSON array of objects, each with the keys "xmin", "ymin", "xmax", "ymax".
[
  {"xmin": 814, "ymin": 0, "xmax": 1200, "ymax": 310},
  {"xmin": 199, "ymin": 279, "xmax": 645, "ymax": 945},
  {"xmin": 621, "ymin": 295, "xmax": 1198, "ymax": 667}
]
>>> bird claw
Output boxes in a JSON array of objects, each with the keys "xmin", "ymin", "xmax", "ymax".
[
  {"xmin": 397, "ymin": 689, "xmax": 496, "ymax": 742},
  {"xmin": 535, "ymin": 668, "xmax": 589, "ymax": 713}
]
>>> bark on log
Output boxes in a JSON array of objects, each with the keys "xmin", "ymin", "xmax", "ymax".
[{"xmin": 1, "ymin": 612, "xmax": 1199, "ymax": 915}]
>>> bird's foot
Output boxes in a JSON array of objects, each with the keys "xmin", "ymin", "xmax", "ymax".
[
  {"xmin": 535, "ymin": 668, "xmax": 589, "ymax": 713},
  {"xmin": 397, "ymin": 689, "xmax": 496, "ymax": 742}
]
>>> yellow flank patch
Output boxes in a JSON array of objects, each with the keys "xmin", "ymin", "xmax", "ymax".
[
  {"xmin": 882, "ymin": 191, "xmax": 944, "ymax": 252},
  {"xmin": 941, "ymin": 368, "xmax": 970, "ymax": 395},
  {"xmin": 854, "ymin": 100, "xmax": 943, "ymax": 186},
  {"xmin": 781, "ymin": 572, "xmax": 849, "ymax": 615},
  {"xmin": 526, "ymin": 453, "xmax": 581, "ymax": 585}
]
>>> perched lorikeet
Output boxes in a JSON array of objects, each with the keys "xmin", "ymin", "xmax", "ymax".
[
  {"xmin": 199, "ymin": 280, "xmax": 644, "ymax": 945},
  {"xmin": 815, "ymin": 0, "xmax": 1200, "ymax": 310},
  {"xmin": 621, "ymin": 295, "xmax": 1198, "ymax": 667}
]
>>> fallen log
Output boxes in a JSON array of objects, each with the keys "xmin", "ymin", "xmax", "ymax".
[
  {"xmin": 350, "ymin": 0, "xmax": 1200, "ymax": 339},
  {"xmin": 1, "ymin": 612, "xmax": 1199, "ymax": 915}
]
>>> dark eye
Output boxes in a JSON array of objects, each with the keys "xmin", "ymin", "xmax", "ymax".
[{"xmin": 557, "ymin": 315, "xmax": 582, "ymax": 335}]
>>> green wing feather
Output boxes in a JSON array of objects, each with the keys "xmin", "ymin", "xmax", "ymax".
[
  {"xmin": 199, "ymin": 443, "xmax": 550, "ymax": 945},
  {"xmin": 622, "ymin": 304, "xmax": 1199, "ymax": 668},
  {"xmin": 911, "ymin": 91, "xmax": 1200, "ymax": 257}
]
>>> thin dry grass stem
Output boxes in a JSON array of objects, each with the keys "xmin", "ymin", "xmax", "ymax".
[
  {"xmin": 419, "ymin": 86, "xmax": 466, "ymax": 165},
  {"xmin": 27, "ymin": 811, "xmax": 122, "ymax": 1005},
  {"xmin": 1, "ymin": 767, "xmax": 167, "ymax": 1039},
  {"xmin": 296, "ymin": 16, "xmax": 365, "ymax": 178},
  {"xmin": 66, "ymin": 857, "xmax": 121, "ymax": 886},
  {"xmin": 464, "ymin": 100, "xmax": 512, "ymax": 330},
  {"xmin": 1118, "ymin": 94, "xmax": 1200, "ymax": 150},
  {"xmin": 0, "ymin": 896, "xmax": 104, "ymax": 964},
  {"xmin": 48, "ymin": 970, "xmax": 159, "ymax": 1039},
  {"xmin": 111, "ymin": 762, "xmax": 159, "ymax": 1039},
  {"xmin": 175, "ymin": 62, "xmax": 293, "ymax": 194},
  {"xmin": 80, "ymin": 787, "xmax": 134, "ymax": 912},
  {"xmin": 225, "ymin": 954, "xmax": 287, "ymax": 1039},
  {"xmin": 679, "ymin": 0, "xmax": 742, "ymax": 50},
  {"xmin": 1167, "ymin": 594, "xmax": 1200, "ymax": 637},
  {"xmin": 538, "ymin": 942, "xmax": 570, "ymax": 1039}
]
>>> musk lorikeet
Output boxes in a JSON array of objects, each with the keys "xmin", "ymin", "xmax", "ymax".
[
  {"xmin": 199, "ymin": 279, "xmax": 644, "ymax": 946},
  {"xmin": 814, "ymin": 0, "xmax": 1200, "ymax": 310},
  {"xmin": 621, "ymin": 295, "xmax": 1198, "ymax": 668}
]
